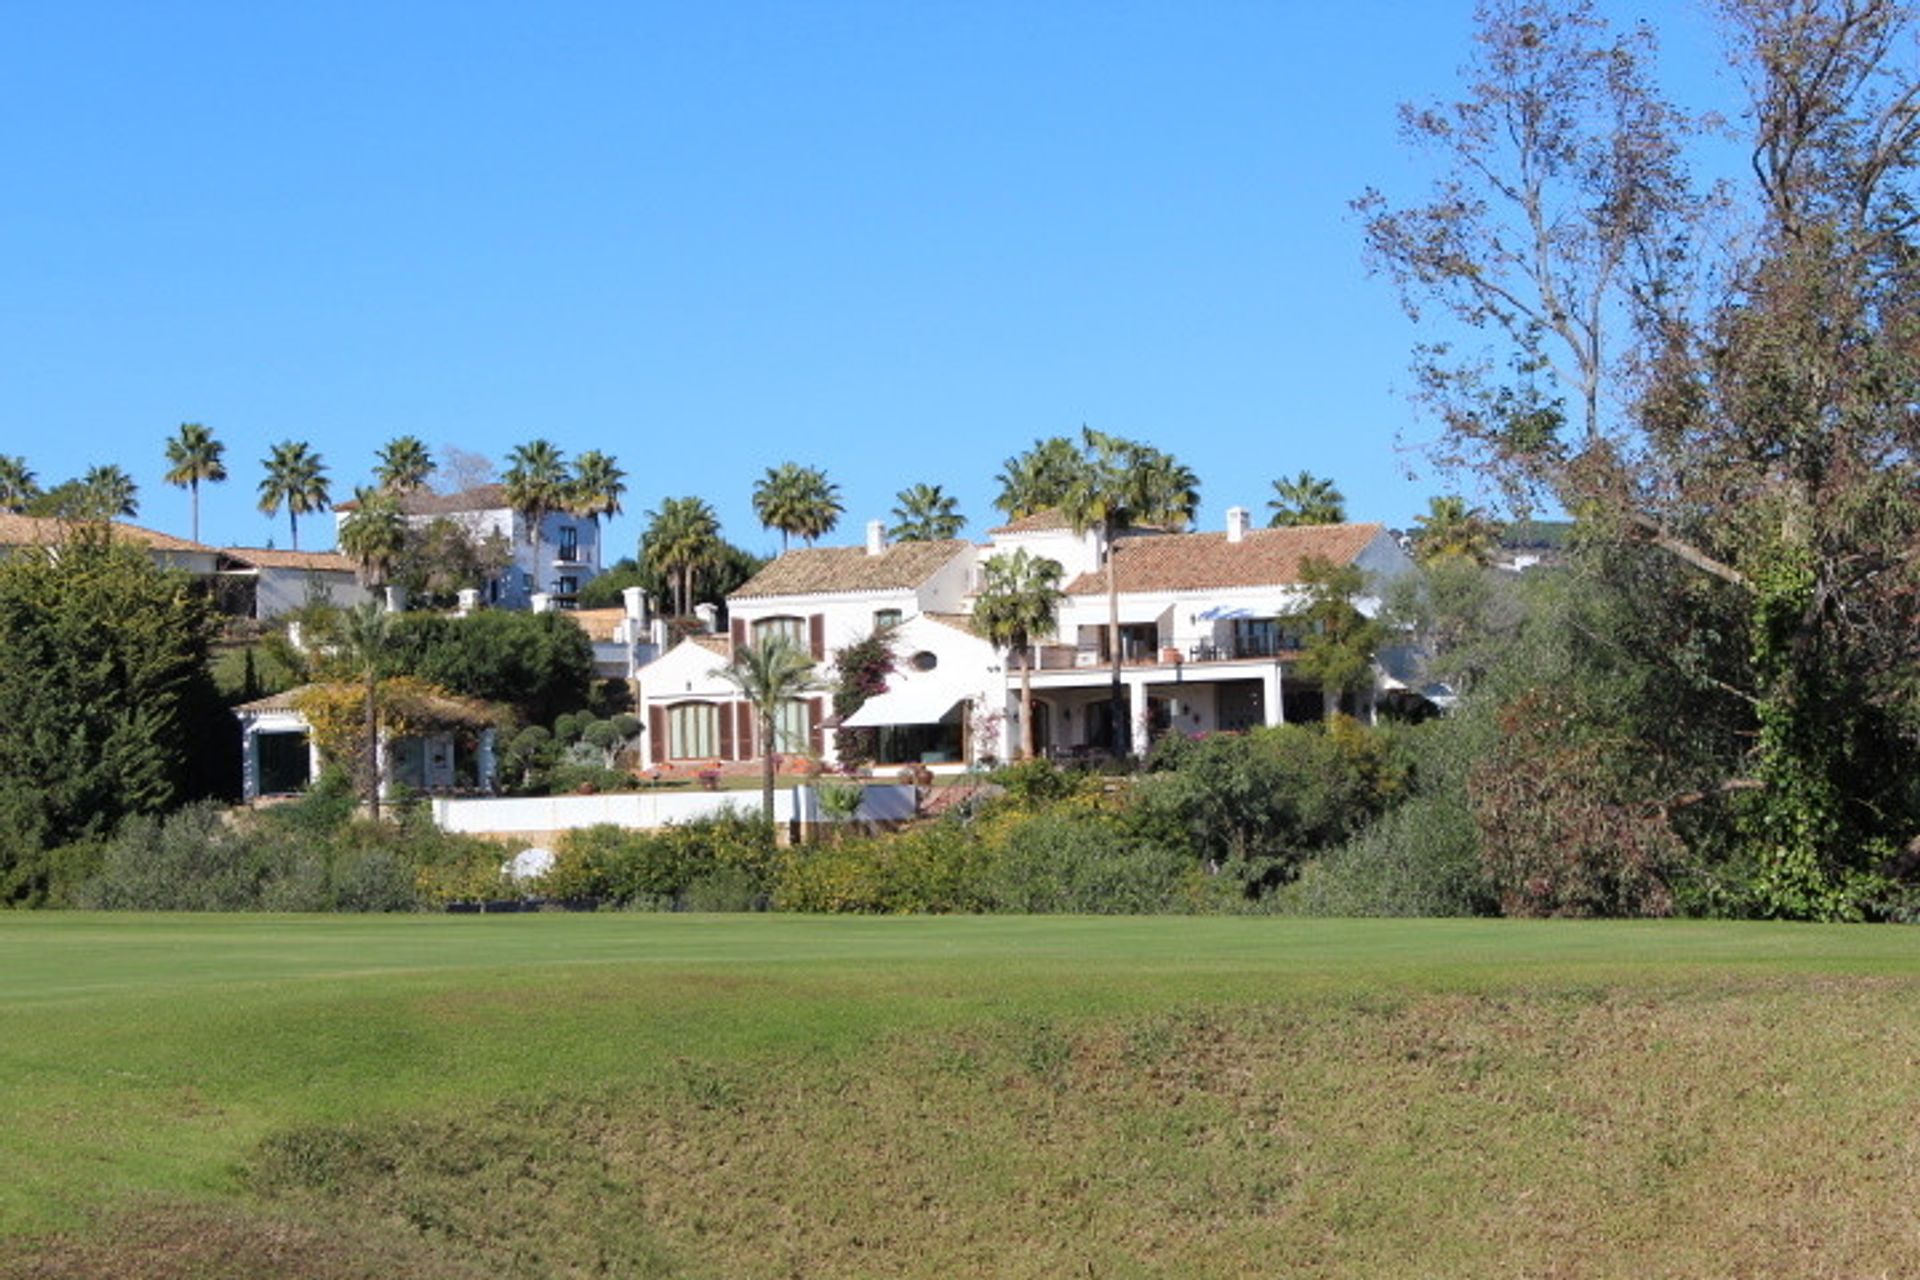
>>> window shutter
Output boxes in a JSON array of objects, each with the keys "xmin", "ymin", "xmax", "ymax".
[
  {"xmin": 717, "ymin": 704, "xmax": 734, "ymax": 760},
  {"xmin": 736, "ymin": 703, "xmax": 754, "ymax": 759},
  {"xmin": 730, "ymin": 616, "xmax": 747, "ymax": 652},
  {"xmin": 648, "ymin": 705, "xmax": 666, "ymax": 763},
  {"xmin": 809, "ymin": 697, "xmax": 825, "ymax": 757},
  {"xmin": 809, "ymin": 613, "xmax": 826, "ymax": 660}
]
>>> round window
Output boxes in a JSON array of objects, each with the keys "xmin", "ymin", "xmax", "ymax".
[{"xmin": 910, "ymin": 650, "xmax": 938, "ymax": 672}]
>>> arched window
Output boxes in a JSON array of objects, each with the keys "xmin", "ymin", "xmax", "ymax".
[
  {"xmin": 667, "ymin": 703, "xmax": 720, "ymax": 760},
  {"xmin": 752, "ymin": 615, "xmax": 806, "ymax": 646}
]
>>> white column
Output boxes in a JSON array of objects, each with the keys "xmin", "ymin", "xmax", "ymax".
[
  {"xmin": 1128, "ymin": 676, "xmax": 1151, "ymax": 757},
  {"xmin": 242, "ymin": 723, "xmax": 260, "ymax": 802},
  {"xmin": 307, "ymin": 734, "xmax": 323, "ymax": 788},
  {"xmin": 1262, "ymin": 666, "xmax": 1284, "ymax": 727},
  {"xmin": 476, "ymin": 727, "xmax": 498, "ymax": 792}
]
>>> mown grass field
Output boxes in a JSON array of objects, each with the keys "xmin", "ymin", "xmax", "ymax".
[{"xmin": 3, "ymin": 914, "xmax": 1919, "ymax": 1278}]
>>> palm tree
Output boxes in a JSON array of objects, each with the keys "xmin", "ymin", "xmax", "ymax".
[
  {"xmin": 338, "ymin": 600, "xmax": 392, "ymax": 820},
  {"xmin": 337, "ymin": 486, "xmax": 408, "ymax": 588},
  {"xmin": 752, "ymin": 462, "xmax": 842, "ymax": 551},
  {"xmin": 1412, "ymin": 495, "xmax": 1499, "ymax": 566},
  {"xmin": 81, "ymin": 465, "xmax": 140, "ymax": 519},
  {"xmin": 888, "ymin": 482, "xmax": 965, "ymax": 542},
  {"xmin": 644, "ymin": 496, "xmax": 722, "ymax": 616},
  {"xmin": 970, "ymin": 548, "xmax": 1065, "ymax": 760},
  {"xmin": 993, "ymin": 436, "xmax": 1084, "ymax": 520},
  {"xmin": 713, "ymin": 633, "xmax": 822, "ymax": 822},
  {"xmin": 502, "ymin": 439, "xmax": 571, "ymax": 592},
  {"xmin": 374, "ymin": 436, "xmax": 435, "ymax": 494},
  {"xmin": 257, "ymin": 441, "xmax": 331, "ymax": 550},
  {"xmin": 1267, "ymin": 471, "xmax": 1346, "ymax": 527},
  {"xmin": 0, "ymin": 455, "xmax": 38, "ymax": 513},
  {"xmin": 162, "ymin": 423, "xmax": 227, "ymax": 543},
  {"xmin": 1061, "ymin": 427, "xmax": 1199, "ymax": 756},
  {"xmin": 569, "ymin": 450, "xmax": 627, "ymax": 528}
]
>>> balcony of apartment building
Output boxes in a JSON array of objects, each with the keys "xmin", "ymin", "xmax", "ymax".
[{"xmin": 1025, "ymin": 615, "xmax": 1302, "ymax": 672}]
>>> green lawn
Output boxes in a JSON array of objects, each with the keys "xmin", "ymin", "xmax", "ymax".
[{"xmin": 4, "ymin": 914, "xmax": 1919, "ymax": 1278}]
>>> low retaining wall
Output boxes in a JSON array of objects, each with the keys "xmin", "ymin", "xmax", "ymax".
[{"xmin": 430, "ymin": 784, "xmax": 920, "ymax": 839}]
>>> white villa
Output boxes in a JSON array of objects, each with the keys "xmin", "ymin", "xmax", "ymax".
[
  {"xmin": 632, "ymin": 506, "xmax": 1431, "ymax": 772},
  {"xmin": 332, "ymin": 483, "xmax": 604, "ymax": 610}
]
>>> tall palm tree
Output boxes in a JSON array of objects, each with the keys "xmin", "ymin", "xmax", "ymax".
[
  {"xmin": 374, "ymin": 436, "xmax": 435, "ymax": 494},
  {"xmin": 1061, "ymin": 427, "xmax": 1199, "ymax": 756},
  {"xmin": 752, "ymin": 462, "xmax": 842, "ymax": 551},
  {"xmin": 1267, "ymin": 470, "xmax": 1346, "ymax": 527},
  {"xmin": 0, "ymin": 455, "xmax": 38, "ymax": 513},
  {"xmin": 644, "ymin": 496, "xmax": 722, "ymax": 616},
  {"xmin": 888, "ymin": 482, "xmax": 965, "ymax": 542},
  {"xmin": 81, "ymin": 465, "xmax": 140, "ymax": 519},
  {"xmin": 970, "ymin": 548, "xmax": 1065, "ymax": 760},
  {"xmin": 257, "ymin": 441, "xmax": 331, "ymax": 550},
  {"xmin": 569, "ymin": 450, "xmax": 627, "ymax": 528},
  {"xmin": 712, "ymin": 633, "xmax": 822, "ymax": 822},
  {"xmin": 338, "ymin": 600, "xmax": 392, "ymax": 820},
  {"xmin": 1412, "ymin": 495, "xmax": 1498, "ymax": 566},
  {"xmin": 162, "ymin": 422, "xmax": 227, "ymax": 543},
  {"xmin": 993, "ymin": 435, "xmax": 1083, "ymax": 520},
  {"xmin": 502, "ymin": 439, "xmax": 571, "ymax": 592},
  {"xmin": 337, "ymin": 486, "xmax": 408, "ymax": 588}
]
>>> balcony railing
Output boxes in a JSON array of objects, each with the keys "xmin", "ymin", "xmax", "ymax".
[{"xmin": 1027, "ymin": 634, "xmax": 1302, "ymax": 670}]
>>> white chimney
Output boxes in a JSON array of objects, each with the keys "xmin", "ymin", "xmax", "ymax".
[
  {"xmin": 621, "ymin": 585, "xmax": 647, "ymax": 623},
  {"xmin": 650, "ymin": 617, "xmax": 669, "ymax": 648},
  {"xmin": 866, "ymin": 519, "xmax": 886, "ymax": 556},
  {"xmin": 456, "ymin": 588, "xmax": 480, "ymax": 616},
  {"xmin": 530, "ymin": 592, "xmax": 552, "ymax": 614},
  {"xmin": 1226, "ymin": 506, "xmax": 1251, "ymax": 543},
  {"xmin": 694, "ymin": 602, "xmax": 718, "ymax": 633}
]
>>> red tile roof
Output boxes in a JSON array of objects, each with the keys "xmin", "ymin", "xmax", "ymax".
[
  {"xmin": 333, "ymin": 484, "xmax": 509, "ymax": 516},
  {"xmin": 222, "ymin": 547, "xmax": 357, "ymax": 572},
  {"xmin": 1062, "ymin": 524, "xmax": 1385, "ymax": 595},
  {"xmin": 0, "ymin": 513, "xmax": 217, "ymax": 555},
  {"xmin": 731, "ymin": 540, "xmax": 970, "ymax": 598},
  {"xmin": 987, "ymin": 508, "xmax": 1076, "ymax": 535}
]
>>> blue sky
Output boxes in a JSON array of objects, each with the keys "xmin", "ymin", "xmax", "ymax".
[{"xmin": 0, "ymin": 2, "xmax": 1733, "ymax": 559}]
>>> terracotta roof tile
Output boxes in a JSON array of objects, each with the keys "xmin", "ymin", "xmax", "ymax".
[
  {"xmin": 223, "ymin": 547, "xmax": 357, "ymax": 572},
  {"xmin": 0, "ymin": 514, "xmax": 217, "ymax": 555},
  {"xmin": 1062, "ymin": 524, "xmax": 1385, "ymax": 595},
  {"xmin": 987, "ymin": 508, "xmax": 1075, "ymax": 535},
  {"xmin": 731, "ymin": 539, "xmax": 970, "ymax": 599},
  {"xmin": 691, "ymin": 635, "xmax": 732, "ymax": 657},
  {"xmin": 921, "ymin": 611, "xmax": 981, "ymax": 636},
  {"xmin": 333, "ymin": 484, "xmax": 509, "ymax": 516}
]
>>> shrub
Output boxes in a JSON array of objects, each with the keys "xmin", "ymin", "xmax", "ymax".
[
  {"xmin": 989, "ymin": 758, "xmax": 1089, "ymax": 807},
  {"xmin": 985, "ymin": 811, "xmax": 1199, "ymax": 914}
]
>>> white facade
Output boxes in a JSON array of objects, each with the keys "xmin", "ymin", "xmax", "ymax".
[{"xmin": 331, "ymin": 485, "xmax": 603, "ymax": 609}]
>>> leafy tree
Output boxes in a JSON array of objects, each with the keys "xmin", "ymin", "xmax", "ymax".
[
  {"xmin": 257, "ymin": 440, "xmax": 331, "ymax": 550},
  {"xmin": 712, "ymin": 634, "xmax": 822, "ymax": 821},
  {"xmin": 1411, "ymin": 496, "xmax": 1499, "ymax": 567},
  {"xmin": 831, "ymin": 626, "xmax": 897, "ymax": 767},
  {"xmin": 389, "ymin": 517, "xmax": 514, "ymax": 608},
  {"xmin": 1266, "ymin": 471, "xmax": 1346, "ymax": 527},
  {"xmin": 384, "ymin": 609, "xmax": 593, "ymax": 725},
  {"xmin": 502, "ymin": 439, "xmax": 571, "ymax": 587},
  {"xmin": 970, "ymin": 548, "xmax": 1064, "ymax": 760},
  {"xmin": 569, "ymin": 450, "xmax": 626, "ymax": 529},
  {"xmin": 0, "ymin": 530, "xmax": 219, "ymax": 902},
  {"xmin": 888, "ymin": 482, "xmax": 964, "ymax": 541},
  {"xmin": 162, "ymin": 422, "xmax": 226, "ymax": 543},
  {"xmin": 752, "ymin": 461, "xmax": 842, "ymax": 550},
  {"xmin": 1359, "ymin": 0, "xmax": 1920, "ymax": 916},
  {"xmin": 0, "ymin": 455, "xmax": 37, "ymax": 513},
  {"xmin": 992, "ymin": 436, "xmax": 1083, "ymax": 520},
  {"xmin": 643, "ymin": 496, "xmax": 722, "ymax": 616},
  {"xmin": 81, "ymin": 465, "xmax": 139, "ymax": 519},
  {"xmin": 338, "ymin": 487, "xmax": 408, "ymax": 588},
  {"xmin": 373, "ymin": 436, "xmax": 435, "ymax": 493},
  {"xmin": 1287, "ymin": 557, "xmax": 1386, "ymax": 720},
  {"xmin": 1059, "ymin": 427, "xmax": 1200, "ymax": 755}
]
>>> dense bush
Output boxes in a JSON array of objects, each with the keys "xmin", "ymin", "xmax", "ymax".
[
  {"xmin": 536, "ymin": 811, "xmax": 776, "ymax": 908},
  {"xmin": 984, "ymin": 810, "xmax": 1210, "ymax": 914},
  {"xmin": 384, "ymin": 610, "xmax": 594, "ymax": 725},
  {"xmin": 773, "ymin": 822, "xmax": 995, "ymax": 914}
]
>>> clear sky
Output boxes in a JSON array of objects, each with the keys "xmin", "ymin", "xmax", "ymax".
[{"xmin": 0, "ymin": 1, "xmax": 1733, "ymax": 560}]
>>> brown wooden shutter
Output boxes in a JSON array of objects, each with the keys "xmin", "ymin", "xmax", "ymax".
[
  {"xmin": 809, "ymin": 613, "xmax": 826, "ymax": 659},
  {"xmin": 736, "ymin": 703, "xmax": 754, "ymax": 759},
  {"xmin": 808, "ymin": 697, "xmax": 825, "ymax": 757},
  {"xmin": 730, "ymin": 616, "xmax": 747, "ymax": 651},
  {"xmin": 716, "ymin": 703, "xmax": 733, "ymax": 760},
  {"xmin": 648, "ymin": 705, "xmax": 667, "ymax": 763}
]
